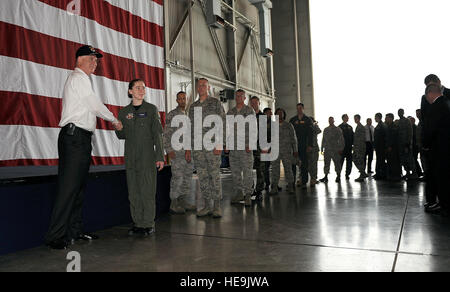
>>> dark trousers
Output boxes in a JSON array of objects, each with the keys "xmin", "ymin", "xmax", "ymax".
[
  {"xmin": 375, "ymin": 148, "xmax": 387, "ymax": 179},
  {"xmin": 292, "ymin": 148, "xmax": 308, "ymax": 184},
  {"xmin": 264, "ymin": 161, "xmax": 270, "ymax": 187},
  {"xmin": 412, "ymin": 148, "xmax": 423, "ymax": 177},
  {"xmin": 253, "ymin": 151, "xmax": 265, "ymax": 192},
  {"xmin": 424, "ymin": 150, "xmax": 437, "ymax": 205},
  {"xmin": 365, "ymin": 142, "xmax": 374, "ymax": 172},
  {"xmin": 45, "ymin": 127, "xmax": 92, "ymax": 243},
  {"xmin": 340, "ymin": 149, "xmax": 353, "ymax": 177},
  {"xmin": 386, "ymin": 148, "xmax": 402, "ymax": 181}
]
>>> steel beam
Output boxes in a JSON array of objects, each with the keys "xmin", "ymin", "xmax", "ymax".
[
  {"xmin": 250, "ymin": 31, "xmax": 270, "ymax": 93},
  {"xmin": 237, "ymin": 28, "xmax": 251, "ymax": 72},
  {"xmin": 169, "ymin": 1, "xmax": 194, "ymax": 52},
  {"xmin": 198, "ymin": 0, "xmax": 232, "ymax": 81}
]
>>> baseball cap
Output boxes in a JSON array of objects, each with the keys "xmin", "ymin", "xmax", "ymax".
[{"xmin": 76, "ymin": 45, "xmax": 103, "ymax": 59}]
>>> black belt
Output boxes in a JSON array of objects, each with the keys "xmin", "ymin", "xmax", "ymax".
[{"xmin": 62, "ymin": 123, "xmax": 93, "ymax": 136}]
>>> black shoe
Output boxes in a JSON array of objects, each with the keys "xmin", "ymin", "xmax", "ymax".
[
  {"xmin": 128, "ymin": 227, "xmax": 141, "ymax": 236},
  {"xmin": 424, "ymin": 202, "xmax": 436, "ymax": 208},
  {"xmin": 142, "ymin": 227, "xmax": 155, "ymax": 236},
  {"xmin": 345, "ymin": 176, "xmax": 350, "ymax": 181},
  {"xmin": 335, "ymin": 177, "xmax": 341, "ymax": 183},
  {"xmin": 76, "ymin": 233, "xmax": 99, "ymax": 241},
  {"xmin": 425, "ymin": 203, "xmax": 441, "ymax": 213},
  {"xmin": 46, "ymin": 239, "xmax": 68, "ymax": 250},
  {"xmin": 252, "ymin": 190, "xmax": 262, "ymax": 196},
  {"xmin": 253, "ymin": 191, "xmax": 263, "ymax": 201},
  {"xmin": 319, "ymin": 177, "xmax": 328, "ymax": 183},
  {"xmin": 277, "ymin": 186, "xmax": 282, "ymax": 191}
]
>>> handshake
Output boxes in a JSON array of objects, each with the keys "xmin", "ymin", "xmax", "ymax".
[{"xmin": 113, "ymin": 120, "xmax": 123, "ymax": 131}]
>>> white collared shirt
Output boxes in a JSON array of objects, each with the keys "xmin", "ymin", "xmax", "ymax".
[
  {"xmin": 365, "ymin": 124, "xmax": 374, "ymax": 142},
  {"xmin": 59, "ymin": 68, "xmax": 117, "ymax": 132}
]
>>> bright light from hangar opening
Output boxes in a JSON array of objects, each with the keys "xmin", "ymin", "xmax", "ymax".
[{"xmin": 310, "ymin": 0, "xmax": 450, "ymax": 130}]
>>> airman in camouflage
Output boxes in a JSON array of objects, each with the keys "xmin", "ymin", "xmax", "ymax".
[
  {"xmin": 270, "ymin": 108, "xmax": 298, "ymax": 195},
  {"xmin": 227, "ymin": 90, "xmax": 256, "ymax": 207},
  {"xmin": 320, "ymin": 117, "xmax": 345, "ymax": 183},
  {"xmin": 186, "ymin": 78, "xmax": 226, "ymax": 218},
  {"xmin": 397, "ymin": 109, "xmax": 418, "ymax": 179},
  {"xmin": 307, "ymin": 118, "xmax": 322, "ymax": 186},
  {"xmin": 164, "ymin": 91, "xmax": 196, "ymax": 214}
]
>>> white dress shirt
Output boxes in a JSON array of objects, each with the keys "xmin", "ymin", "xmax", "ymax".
[
  {"xmin": 365, "ymin": 124, "xmax": 374, "ymax": 142},
  {"xmin": 59, "ymin": 68, "xmax": 117, "ymax": 132}
]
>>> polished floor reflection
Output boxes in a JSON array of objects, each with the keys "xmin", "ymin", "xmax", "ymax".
[{"xmin": 1, "ymin": 165, "xmax": 449, "ymax": 272}]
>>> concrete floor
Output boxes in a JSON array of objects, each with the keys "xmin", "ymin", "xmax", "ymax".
[{"xmin": 1, "ymin": 165, "xmax": 449, "ymax": 272}]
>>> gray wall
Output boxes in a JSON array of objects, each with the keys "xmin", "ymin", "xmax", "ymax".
[
  {"xmin": 272, "ymin": 0, "xmax": 314, "ymax": 119},
  {"xmin": 165, "ymin": 0, "xmax": 275, "ymax": 113}
]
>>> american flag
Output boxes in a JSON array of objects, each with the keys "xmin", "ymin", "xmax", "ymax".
[{"xmin": 0, "ymin": 0, "xmax": 165, "ymax": 166}]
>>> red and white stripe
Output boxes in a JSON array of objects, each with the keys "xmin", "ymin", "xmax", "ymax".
[{"xmin": 0, "ymin": 0, "xmax": 165, "ymax": 167}]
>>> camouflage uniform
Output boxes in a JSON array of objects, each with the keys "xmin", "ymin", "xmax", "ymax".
[
  {"xmin": 353, "ymin": 123, "xmax": 367, "ymax": 176},
  {"xmin": 188, "ymin": 96, "xmax": 226, "ymax": 216},
  {"xmin": 163, "ymin": 107, "xmax": 193, "ymax": 209},
  {"xmin": 271, "ymin": 121, "xmax": 298, "ymax": 192},
  {"xmin": 227, "ymin": 105, "xmax": 256, "ymax": 203},
  {"xmin": 321, "ymin": 125, "xmax": 345, "ymax": 176},
  {"xmin": 307, "ymin": 123, "xmax": 322, "ymax": 181},
  {"xmin": 253, "ymin": 112, "xmax": 266, "ymax": 193},
  {"xmin": 397, "ymin": 117, "xmax": 416, "ymax": 174}
]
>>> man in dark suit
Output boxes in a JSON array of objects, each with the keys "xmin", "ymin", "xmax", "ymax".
[
  {"xmin": 408, "ymin": 116, "xmax": 423, "ymax": 178},
  {"xmin": 373, "ymin": 113, "xmax": 387, "ymax": 180},
  {"xmin": 423, "ymin": 84, "xmax": 450, "ymax": 216},
  {"xmin": 421, "ymin": 74, "xmax": 450, "ymax": 131},
  {"xmin": 421, "ymin": 74, "xmax": 450, "ymax": 207},
  {"xmin": 385, "ymin": 113, "xmax": 402, "ymax": 182},
  {"xmin": 339, "ymin": 114, "xmax": 354, "ymax": 180}
]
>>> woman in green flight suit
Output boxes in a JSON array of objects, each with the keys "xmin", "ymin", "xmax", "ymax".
[{"xmin": 116, "ymin": 79, "xmax": 165, "ymax": 236}]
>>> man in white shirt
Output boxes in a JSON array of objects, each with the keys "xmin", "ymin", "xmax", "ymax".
[
  {"xmin": 364, "ymin": 118, "xmax": 375, "ymax": 174},
  {"xmin": 45, "ymin": 45, "xmax": 123, "ymax": 250}
]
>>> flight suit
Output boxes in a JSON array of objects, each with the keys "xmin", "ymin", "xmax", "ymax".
[
  {"xmin": 116, "ymin": 102, "xmax": 164, "ymax": 229},
  {"xmin": 339, "ymin": 123, "xmax": 354, "ymax": 177},
  {"xmin": 289, "ymin": 115, "xmax": 313, "ymax": 185}
]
